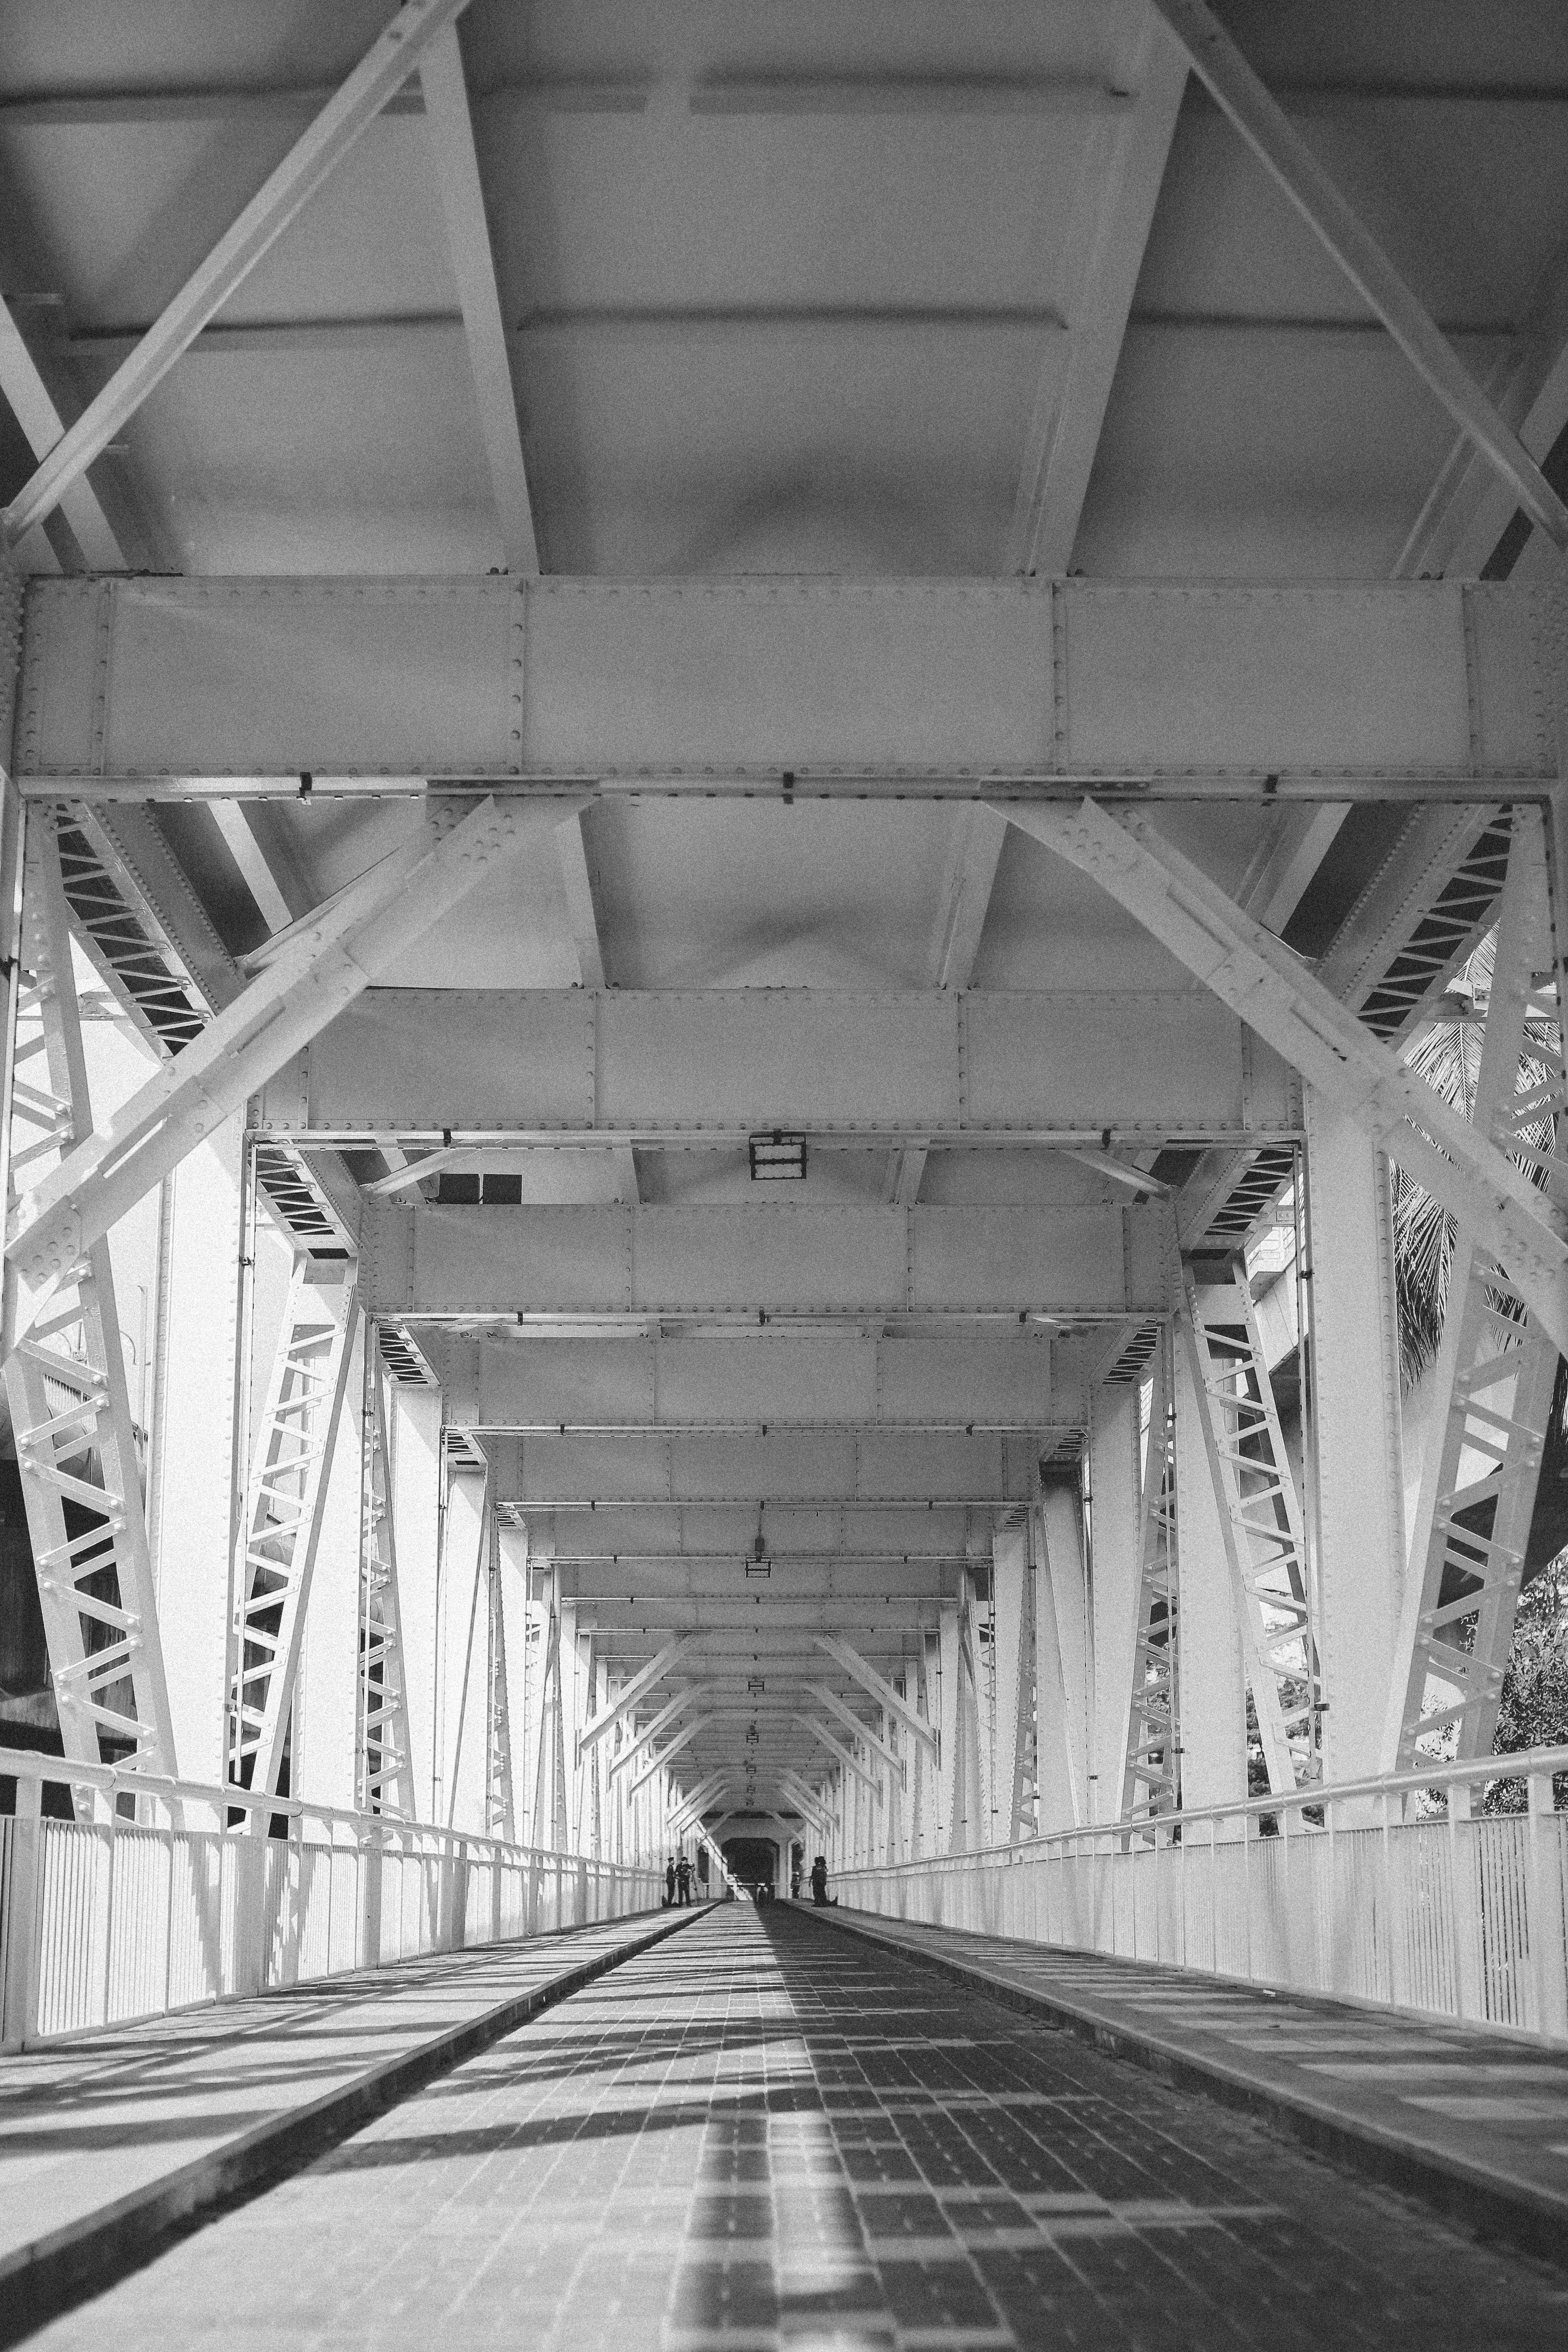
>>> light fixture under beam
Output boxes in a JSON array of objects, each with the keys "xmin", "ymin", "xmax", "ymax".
[{"xmin": 749, "ymin": 1130, "xmax": 807, "ymax": 1181}]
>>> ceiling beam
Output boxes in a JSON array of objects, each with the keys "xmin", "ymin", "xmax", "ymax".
[
  {"xmin": 805, "ymin": 1685, "xmax": 900, "ymax": 1775},
  {"xmin": 434, "ymin": 1328, "xmax": 1055, "ymax": 1434},
  {"xmin": 420, "ymin": 24, "xmax": 540, "ymax": 575},
  {"xmin": 606, "ymin": 1684, "xmax": 709, "ymax": 1782},
  {"xmin": 361, "ymin": 1196, "xmax": 1164, "ymax": 1321},
  {"xmin": 5, "ymin": 798, "xmax": 547, "ymax": 1306},
  {"xmin": 1008, "ymin": 15, "xmax": 1186, "ymax": 575},
  {"xmin": 628, "ymin": 1717, "xmax": 701, "ymax": 1799},
  {"xmin": 1150, "ymin": 0, "xmax": 1568, "ymax": 549},
  {"xmin": 577, "ymin": 1634, "xmax": 696, "ymax": 1757},
  {"xmin": 797, "ymin": 1716, "xmax": 883, "ymax": 1800},
  {"xmin": 17, "ymin": 575, "xmax": 1545, "ymax": 799},
  {"xmin": 0, "ymin": 0, "xmax": 474, "ymax": 554},
  {"xmin": 816, "ymin": 1634, "xmax": 940, "ymax": 1757},
  {"xmin": 494, "ymin": 1429, "xmax": 1035, "ymax": 1513},
  {"xmin": 1003, "ymin": 797, "xmax": 1568, "ymax": 1357},
  {"xmin": 265, "ymin": 984, "xmax": 1289, "ymax": 1144}
]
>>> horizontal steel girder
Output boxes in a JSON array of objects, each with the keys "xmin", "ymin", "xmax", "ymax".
[
  {"xmin": 16, "ymin": 575, "xmax": 1550, "ymax": 796},
  {"xmin": 490, "ymin": 1428, "xmax": 1034, "ymax": 1509},
  {"xmin": 257, "ymin": 987, "xmax": 1292, "ymax": 1142},
  {"xmin": 359, "ymin": 1200, "xmax": 1164, "ymax": 1318},
  {"xmin": 433, "ymin": 1329, "xmax": 1053, "ymax": 1432},
  {"xmin": 559, "ymin": 1563, "xmax": 955, "ymax": 1600},
  {"xmin": 527, "ymin": 1504, "xmax": 993, "ymax": 1556}
]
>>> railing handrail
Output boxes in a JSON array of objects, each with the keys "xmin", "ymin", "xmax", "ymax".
[
  {"xmin": 0, "ymin": 1741, "xmax": 657, "ymax": 1878},
  {"xmin": 834, "ymin": 1741, "xmax": 1568, "ymax": 1879}
]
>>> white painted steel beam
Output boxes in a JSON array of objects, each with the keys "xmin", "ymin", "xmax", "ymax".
[
  {"xmin": 630, "ymin": 1718, "xmax": 701, "ymax": 1799},
  {"xmin": 1150, "ymin": 0, "xmax": 1568, "ymax": 549},
  {"xmin": 815, "ymin": 1635, "xmax": 940, "ymax": 1757},
  {"xmin": 798, "ymin": 1716, "xmax": 883, "ymax": 1802},
  {"xmin": 1008, "ymin": 16, "xmax": 1186, "ymax": 576},
  {"xmin": 261, "ymin": 985, "xmax": 1290, "ymax": 1145},
  {"xmin": 419, "ymin": 25, "xmax": 539, "ymax": 575},
  {"xmin": 887, "ymin": 804, "xmax": 1009, "ymax": 1203},
  {"xmin": 1003, "ymin": 800, "xmax": 1568, "ymax": 1359},
  {"xmin": 361, "ymin": 1200, "xmax": 1162, "ymax": 1321},
  {"xmin": 497, "ymin": 1431, "xmax": 1034, "ymax": 1511},
  {"xmin": 577, "ymin": 1636, "xmax": 696, "ymax": 1757},
  {"xmin": 0, "ymin": 295, "xmax": 127, "ymax": 570},
  {"xmin": 532, "ymin": 1505, "xmax": 989, "ymax": 1562},
  {"xmin": 435, "ymin": 1330, "xmax": 1054, "ymax": 1433},
  {"xmin": 607, "ymin": 1685, "xmax": 708, "ymax": 1782},
  {"xmin": 7, "ymin": 799, "xmax": 554, "ymax": 1304},
  {"xmin": 0, "ymin": 0, "xmax": 473, "ymax": 554},
  {"xmin": 805, "ymin": 1685, "xmax": 899, "ymax": 1776},
  {"xmin": 16, "ymin": 576, "xmax": 1548, "ymax": 799}
]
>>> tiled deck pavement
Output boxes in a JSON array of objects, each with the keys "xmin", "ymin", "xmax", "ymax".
[
  {"xmin": 1, "ymin": 1903, "xmax": 698, "ymax": 2322},
  {"xmin": 813, "ymin": 1903, "xmax": 1568, "ymax": 2248},
  {"xmin": 15, "ymin": 1899, "xmax": 1568, "ymax": 2349}
]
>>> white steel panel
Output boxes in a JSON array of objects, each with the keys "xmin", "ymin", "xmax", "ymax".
[
  {"xmin": 911, "ymin": 1205, "xmax": 1126, "ymax": 1311},
  {"xmin": 522, "ymin": 577, "xmax": 1050, "ymax": 777},
  {"xmin": 305, "ymin": 992, "xmax": 594, "ymax": 1130},
  {"xmin": 962, "ymin": 989, "xmax": 1281, "ymax": 1131},
  {"xmin": 61, "ymin": 577, "xmax": 517, "ymax": 779},
  {"xmin": 1061, "ymin": 584, "xmax": 1473, "ymax": 778},
  {"xmin": 598, "ymin": 992, "xmax": 961, "ymax": 1132},
  {"xmin": 630, "ymin": 1206, "xmax": 909, "ymax": 1315},
  {"xmin": 504, "ymin": 1429, "xmax": 1029, "ymax": 1507}
]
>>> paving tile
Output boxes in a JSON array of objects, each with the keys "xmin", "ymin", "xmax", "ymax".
[{"xmin": 11, "ymin": 1904, "xmax": 1568, "ymax": 2349}]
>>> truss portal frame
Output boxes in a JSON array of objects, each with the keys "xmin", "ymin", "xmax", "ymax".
[
  {"xmin": 228, "ymin": 1259, "xmax": 358, "ymax": 1797},
  {"xmin": 1118, "ymin": 1328, "xmax": 1180, "ymax": 1828},
  {"xmin": 1181, "ymin": 1259, "xmax": 1320, "ymax": 1793},
  {"xmin": 356, "ymin": 1327, "xmax": 412, "ymax": 1815},
  {"xmin": 1390, "ymin": 806, "xmax": 1566, "ymax": 1769},
  {"xmin": 3, "ymin": 821, "xmax": 175, "ymax": 1783}
]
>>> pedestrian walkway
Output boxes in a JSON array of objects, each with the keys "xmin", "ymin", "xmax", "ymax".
[
  {"xmin": 0, "ymin": 1900, "xmax": 699, "ymax": 2340},
  {"xmin": 10, "ymin": 1901, "xmax": 1567, "ymax": 2349},
  {"xmin": 815, "ymin": 1902, "xmax": 1568, "ymax": 2260}
]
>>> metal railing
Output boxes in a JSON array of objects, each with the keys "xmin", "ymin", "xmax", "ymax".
[
  {"xmin": 0, "ymin": 1745, "xmax": 662, "ymax": 2049},
  {"xmin": 833, "ymin": 1745, "xmax": 1568, "ymax": 2042}
]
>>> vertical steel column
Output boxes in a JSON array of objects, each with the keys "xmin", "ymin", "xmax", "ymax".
[
  {"xmin": 1304, "ymin": 1097, "xmax": 1407, "ymax": 1783},
  {"xmin": 227, "ymin": 1260, "xmax": 358, "ymax": 1798},
  {"xmin": 990, "ymin": 1515, "xmax": 1031, "ymax": 1844},
  {"xmin": 1118, "ymin": 1330, "xmax": 1181, "ymax": 1828},
  {"xmin": 3, "ymin": 821, "xmax": 176, "ymax": 1788},
  {"xmin": 1172, "ymin": 1312, "xmax": 1249, "ymax": 1810},
  {"xmin": 1087, "ymin": 1377, "xmax": 1141, "ymax": 1820},
  {"xmin": 1387, "ymin": 806, "xmax": 1567, "ymax": 1768},
  {"xmin": 1035, "ymin": 1481, "xmax": 1090, "ymax": 1832},
  {"xmin": 356, "ymin": 1329, "xmax": 412, "ymax": 1815},
  {"xmin": 1181, "ymin": 1260, "xmax": 1319, "ymax": 1791},
  {"xmin": 484, "ymin": 1500, "xmax": 516, "ymax": 1842}
]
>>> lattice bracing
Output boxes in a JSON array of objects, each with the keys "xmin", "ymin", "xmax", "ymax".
[
  {"xmin": 228, "ymin": 1260, "xmax": 358, "ymax": 1795},
  {"xmin": 53, "ymin": 814, "xmax": 211, "ymax": 1057},
  {"xmin": 3, "ymin": 823, "xmax": 176, "ymax": 1790},
  {"xmin": 1182, "ymin": 1260, "xmax": 1320, "ymax": 1793},
  {"xmin": 356, "ymin": 1328, "xmax": 412, "ymax": 1814},
  {"xmin": 1118, "ymin": 1329, "xmax": 1179, "ymax": 1828},
  {"xmin": 1392, "ymin": 805, "xmax": 1567, "ymax": 1768}
]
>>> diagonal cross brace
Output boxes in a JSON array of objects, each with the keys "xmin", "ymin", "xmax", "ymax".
[
  {"xmin": 796, "ymin": 1715, "xmax": 884, "ymax": 1802},
  {"xmin": 805, "ymin": 1683, "xmax": 900, "ymax": 1776},
  {"xmin": 999, "ymin": 799, "xmax": 1568, "ymax": 1359},
  {"xmin": 608, "ymin": 1684, "xmax": 709, "ymax": 1782},
  {"xmin": 578, "ymin": 1635, "xmax": 698, "ymax": 1760},
  {"xmin": 814, "ymin": 1635, "xmax": 939, "ymax": 1757},
  {"xmin": 8, "ymin": 798, "xmax": 561, "ymax": 1309},
  {"xmin": 628, "ymin": 1715, "xmax": 702, "ymax": 1799}
]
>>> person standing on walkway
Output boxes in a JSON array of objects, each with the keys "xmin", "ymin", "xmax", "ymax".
[
  {"xmin": 665, "ymin": 1857, "xmax": 676, "ymax": 1907},
  {"xmin": 810, "ymin": 1854, "xmax": 830, "ymax": 1906},
  {"xmin": 676, "ymin": 1853, "xmax": 693, "ymax": 1905}
]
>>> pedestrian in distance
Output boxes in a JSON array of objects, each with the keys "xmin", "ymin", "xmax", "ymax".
[
  {"xmin": 665, "ymin": 1856, "xmax": 676, "ymax": 1907},
  {"xmin": 676, "ymin": 1854, "xmax": 693, "ymax": 1905},
  {"xmin": 810, "ymin": 1854, "xmax": 831, "ymax": 1906}
]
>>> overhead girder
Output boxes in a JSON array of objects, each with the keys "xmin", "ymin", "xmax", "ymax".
[
  {"xmin": 359, "ymin": 1200, "xmax": 1164, "ymax": 1321},
  {"xmin": 488, "ymin": 1428, "xmax": 1035, "ymax": 1510},
  {"xmin": 528, "ymin": 1502, "xmax": 994, "ymax": 1559},
  {"xmin": 259, "ymin": 985, "xmax": 1290, "ymax": 1144},
  {"xmin": 15, "ymin": 574, "xmax": 1550, "ymax": 799},
  {"xmin": 432, "ymin": 1329, "xmax": 1054, "ymax": 1433}
]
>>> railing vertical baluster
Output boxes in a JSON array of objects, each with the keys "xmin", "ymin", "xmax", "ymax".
[{"xmin": 1527, "ymin": 1767, "xmax": 1568, "ymax": 2040}]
